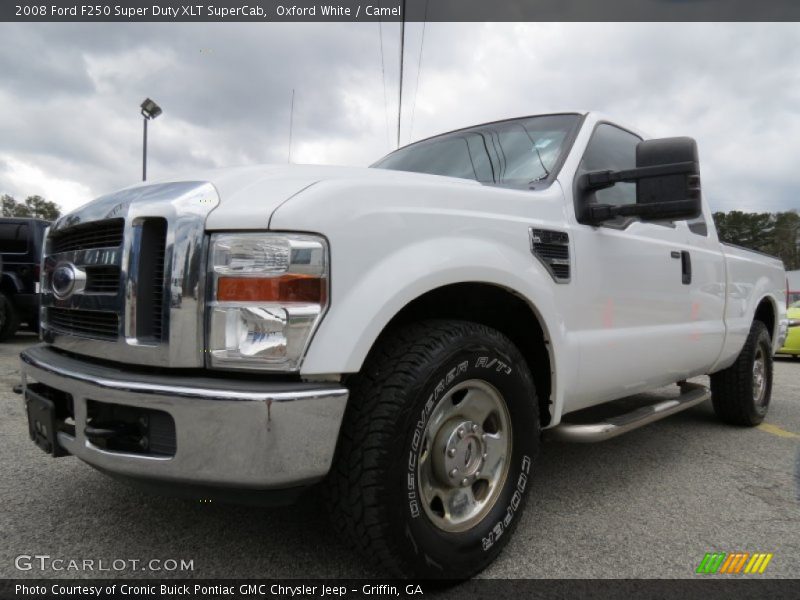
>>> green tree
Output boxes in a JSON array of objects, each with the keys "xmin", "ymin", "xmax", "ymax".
[
  {"xmin": 0, "ymin": 194, "xmax": 61, "ymax": 220},
  {"xmin": 770, "ymin": 210, "xmax": 800, "ymax": 270},
  {"xmin": 713, "ymin": 211, "xmax": 774, "ymax": 253},
  {"xmin": 1, "ymin": 194, "xmax": 29, "ymax": 217},
  {"xmin": 22, "ymin": 195, "xmax": 61, "ymax": 220},
  {"xmin": 713, "ymin": 210, "xmax": 800, "ymax": 270}
]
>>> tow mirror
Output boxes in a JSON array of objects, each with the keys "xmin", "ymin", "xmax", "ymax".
[{"xmin": 578, "ymin": 137, "xmax": 702, "ymax": 225}]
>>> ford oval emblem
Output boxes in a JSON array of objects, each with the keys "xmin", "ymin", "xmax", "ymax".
[{"xmin": 52, "ymin": 263, "xmax": 77, "ymax": 299}]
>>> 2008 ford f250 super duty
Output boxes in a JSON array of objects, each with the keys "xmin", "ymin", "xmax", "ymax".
[{"xmin": 21, "ymin": 112, "xmax": 788, "ymax": 578}]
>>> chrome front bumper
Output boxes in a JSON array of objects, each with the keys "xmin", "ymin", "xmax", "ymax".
[{"xmin": 20, "ymin": 345, "xmax": 348, "ymax": 489}]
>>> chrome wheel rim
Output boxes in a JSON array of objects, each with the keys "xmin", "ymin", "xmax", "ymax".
[
  {"xmin": 417, "ymin": 379, "xmax": 512, "ymax": 533},
  {"xmin": 753, "ymin": 346, "xmax": 767, "ymax": 407}
]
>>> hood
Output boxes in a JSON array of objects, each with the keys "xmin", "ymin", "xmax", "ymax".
[
  {"xmin": 61, "ymin": 164, "xmax": 478, "ymax": 231},
  {"xmin": 181, "ymin": 164, "xmax": 479, "ymax": 230}
]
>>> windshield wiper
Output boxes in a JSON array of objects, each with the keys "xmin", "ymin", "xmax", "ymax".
[
  {"xmin": 529, "ymin": 172, "xmax": 549, "ymax": 183},
  {"xmin": 514, "ymin": 123, "xmax": 550, "ymax": 185}
]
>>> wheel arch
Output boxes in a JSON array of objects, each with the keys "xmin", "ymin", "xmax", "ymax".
[
  {"xmin": 754, "ymin": 295, "xmax": 777, "ymax": 341},
  {"xmin": 0, "ymin": 272, "xmax": 22, "ymax": 296},
  {"xmin": 358, "ymin": 282, "xmax": 556, "ymax": 427}
]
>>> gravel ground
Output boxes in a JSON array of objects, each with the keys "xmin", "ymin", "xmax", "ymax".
[{"xmin": 1, "ymin": 333, "xmax": 798, "ymax": 579}]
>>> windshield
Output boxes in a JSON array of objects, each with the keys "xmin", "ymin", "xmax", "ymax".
[{"xmin": 372, "ymin": 114, "xmax": 581, "ymax": 187}]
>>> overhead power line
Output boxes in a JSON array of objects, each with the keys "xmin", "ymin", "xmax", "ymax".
[
  {"xmin": 397, "ymin": 0, "xmax": 406, "ymax": 148},
  {"xmin": 409, "ymin": 0, "xmax": 429, "ymax": 142},
  {"xmin": 288, "ymin": 88, "xmax": 295, "ymax": 163},
  {"xmin": 377, "ymin": 5, "xmax": 390, "ymax": 148}
]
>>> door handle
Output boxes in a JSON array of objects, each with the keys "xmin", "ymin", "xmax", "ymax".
[
  {"xmin": 669, "ymin": 250, "xmax": 692, "ymax": 284},
  {"xmin": 681, "ymin": 250, "xmax": 692, "ymax": 285}
]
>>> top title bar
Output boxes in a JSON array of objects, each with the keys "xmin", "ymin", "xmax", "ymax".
[{"xmin": 4, "ymin": 0, "xmax": 800, "ymax": 22}]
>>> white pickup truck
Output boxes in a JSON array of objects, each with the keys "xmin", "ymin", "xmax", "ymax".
[{"xmin": 21, "ymin": 111, "xmax": 788, "ymax": 578}]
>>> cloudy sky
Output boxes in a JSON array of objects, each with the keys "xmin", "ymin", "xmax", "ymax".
[{"xmin": 0, "ymin": 22, "xmax": 799, "ymax": 214}]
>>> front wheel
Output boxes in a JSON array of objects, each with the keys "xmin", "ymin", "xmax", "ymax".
[
  {"xmin": 710, "ymin": 320, "xmax": 773, "ymax": 426},
  {"xmin": 328, "ymin": 320, "xmax": 540, "ymax": 578}
]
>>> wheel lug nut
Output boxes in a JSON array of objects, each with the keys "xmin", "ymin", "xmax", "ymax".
[
  {"xmin": 475, "ymin": 471, "xmax": 480, "ymax": 478},
  {"xmin": 457, "ymin": 428, "xmax": 465, "ymax": 439},
  {"xmin": 461, "ymin": 478, "xmax": 469, "ymax": 487},
  {"xmin": 447, "ymin": 448, "xmax": 456, "ymax": 457},
  {"xmin": 449, "ymin": 468, "xmax": 458, "ymax": 478},
  {"xmin": 472, "ymin": 424, "xmax": 479, "ymax": 433},
  {"xmin": 481, "ymin": 434, "xmax": 487, "ymax": 441},
  {"xmin": 482, "ymin": 453, "xmax": 488, "ymax": 459}
]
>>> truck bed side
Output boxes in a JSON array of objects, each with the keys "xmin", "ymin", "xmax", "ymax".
[{"xmin": 712, "ymin": 243, "xmax": 787, "ymax": 372}]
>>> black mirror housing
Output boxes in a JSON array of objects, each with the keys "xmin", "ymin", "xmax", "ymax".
[
  {"xmin": 636, "ymin": 137, "xmax": 701, "ymax": 209},
  {"xmin": 578, "ymin": 136, "xmax": 703, "ymax": 225}
]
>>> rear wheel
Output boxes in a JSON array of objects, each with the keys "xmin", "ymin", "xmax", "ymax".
[
  {"xmin": 0, "ymin": 293, "xmax": 19, "ymax": 342},
  {"xmin": 328, "ymin": 320, "xmax": 539, "ymax": 578},
  {"xmin": 710, "ymin": 320, "xmax": 772, "ymax": 426}
]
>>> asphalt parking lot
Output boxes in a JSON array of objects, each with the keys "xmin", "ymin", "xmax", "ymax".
[{"xmin": 1, "ymin": 333, "xmax": 798, "ymax": 579}]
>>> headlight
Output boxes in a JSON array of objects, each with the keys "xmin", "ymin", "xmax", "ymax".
[{"xmin": 207, "ymin": 233, "xmax": 328, "ymax": 371}]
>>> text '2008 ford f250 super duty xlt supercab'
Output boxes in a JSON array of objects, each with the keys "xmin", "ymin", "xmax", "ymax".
[{"xmin": 21, "ymin": 112, "xmax": 788, "ymax": 578}]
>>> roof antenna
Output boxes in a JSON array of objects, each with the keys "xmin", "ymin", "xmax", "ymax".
[
  {"xmin": 288, "ymin": 88, "xmax": 295, "ymax": 163},
  {"xmin": 397, "ymin": 0, "xmax": 406, "ymax": 148}
]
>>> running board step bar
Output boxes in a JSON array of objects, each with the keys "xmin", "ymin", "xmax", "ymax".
[{"xmin": 547, "ymin": 382, "xmax": 711, "ymax": 443}]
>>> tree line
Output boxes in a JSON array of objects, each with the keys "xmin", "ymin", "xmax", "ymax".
[
  {"xmin": 1, "ymin": 194, "xmax": 61, "ymax": 221},
  {"xmin": 713, "ymin": 210, "xmax": 800, "ymax": 271}
]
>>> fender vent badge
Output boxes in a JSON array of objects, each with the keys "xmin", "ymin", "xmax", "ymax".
[{"xmin": 529, "ymin": 228, "xmax": 571, "ymax": 283}]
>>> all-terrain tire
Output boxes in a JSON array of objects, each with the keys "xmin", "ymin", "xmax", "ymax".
[
  {"xmin": 328, "ymin": 319, "xmax": 540, "ymax": 579},
  {"xmin": 0, "ymin": 292, "xmax": 19, "ymax": 342},
  {"xmin": 710, "ymin": 320, "xmax": 773, "ymax": 426}
]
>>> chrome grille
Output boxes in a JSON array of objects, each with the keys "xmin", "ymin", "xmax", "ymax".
[
  {"xmin": 41, "ymin": 181, "xmax": 218, "ymax": 368},
  {"xmin": 134, "ymin": 218, "xmax": 168, "ymax": 341},
  {"xmin": 43, "ymin": 218, "xmax": 169, "ymax": 342},
  {"xmin": 50, "ymin": 219, "xmax": 124, "ymax": 253},
  {"xmin": 84, "ymin": 266, "xmax": 121, "ymax": 294},
  {"xmin": 48, "ymin": 308, "xmax": 119, "ymax": 339},
  {"xmin": 43, "ymin": 217, "xmax": 126, "ymax": 342},
  {"xmin": 151, "ymin": 232, "xmax": 167, "ymax": 340}
]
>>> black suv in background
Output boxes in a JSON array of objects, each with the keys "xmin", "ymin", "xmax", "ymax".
[{"xmin": 0, "ymin": 218, "xmax": 49, "ymax": 340}]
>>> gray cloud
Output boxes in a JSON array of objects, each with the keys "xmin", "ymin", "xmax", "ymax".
[{"xmin": 0, "ymin": 22, "xmax": 798, "ymax": 214}]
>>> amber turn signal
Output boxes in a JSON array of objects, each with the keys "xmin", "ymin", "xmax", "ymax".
[{"xmin": 217, "ymin": 275, "xmax": 325, "ymax": 303}]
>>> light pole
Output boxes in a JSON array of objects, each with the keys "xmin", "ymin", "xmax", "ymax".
[{"xmin": 140, "ymin": 98, "xmax": 162, "ymax": 181}]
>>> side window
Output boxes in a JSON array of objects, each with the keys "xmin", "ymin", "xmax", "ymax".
[
  {"xmin": 578, "ymin": 124, "xmax": 641, "ymax": 206},
  {"xmin": 0, "ymin": 223, "xmax": 29, "ymax": 254},
  {"xmin": 686, "ymin": 215, "xmax": 708, "ymax": 236}
]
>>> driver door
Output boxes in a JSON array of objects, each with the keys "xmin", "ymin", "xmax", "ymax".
[{"xmin": 567, "ymin": 123, "xmax": 695, "ymax": 409}]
